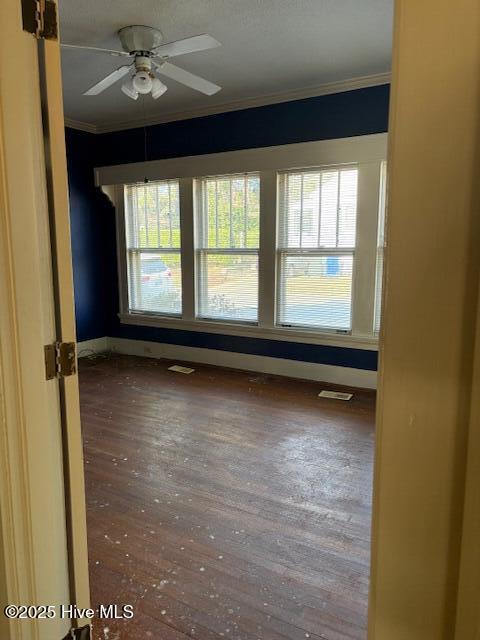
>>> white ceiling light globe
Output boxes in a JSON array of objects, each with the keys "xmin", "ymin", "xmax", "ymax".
[
  {"xmin": 121, "ymin": 78, "xmax": 138, "ymax": 100},
  {"xmin": 132, "ymin": 71, "xmax": 153, "ymax": 94},
  {"xmin": 151, "ymin": 77, "xmax": 167, "ymax": 99}
]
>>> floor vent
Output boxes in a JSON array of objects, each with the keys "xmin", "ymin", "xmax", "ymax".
[
  {"xmin": 318, "ymin": 390, "xmax": 353, "ymax": 401},
  {"xmin": 168, "ymin": 364, "xmax": 195, "ymax": 374}
]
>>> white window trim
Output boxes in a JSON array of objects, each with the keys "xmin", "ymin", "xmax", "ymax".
[
  {"xmin": 107, "ymin": 135, "xmax": 387, "ymax": 351},
  {"xmin": 374, "ymin": 161, "xmax": 387, "ymax": 336}
]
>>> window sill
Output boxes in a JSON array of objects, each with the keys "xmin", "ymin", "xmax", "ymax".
[{"xmin": 118, "ymin": 312, "xmax": 379, "ymax": 351}]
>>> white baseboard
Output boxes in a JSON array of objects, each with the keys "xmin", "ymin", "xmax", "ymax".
[
  {"xmin": 108, "ymin": 337, "xmax": 377, "ymax": 390},
  {"xmin": 77, "ymin": 336, "xmax": 109, "ymax": 356}
]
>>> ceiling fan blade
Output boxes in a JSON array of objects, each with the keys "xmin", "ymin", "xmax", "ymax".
[
  {"xmin": 61, "ymin": 43, "xmax": 130, "ymax": 57},
  {"xmin": 152, "ymin": 34, "xmax": 221, "ymax": 59},
  {"xmin": 153, "ymin": 61, "xmax": 221, "ymax": 96},
  {"xmin": 84, "ymin": 65, "xmax": 132, "ymax": 96}
]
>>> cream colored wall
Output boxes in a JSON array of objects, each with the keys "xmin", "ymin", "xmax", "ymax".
[{"xmin": 369, "ymin": 1, "xmax": 480, "ymax": 639}]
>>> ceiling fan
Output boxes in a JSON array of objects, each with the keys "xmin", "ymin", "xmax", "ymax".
[{"xmin": 61, "ymin": 25, "xmax": 222, "ymax": 100}]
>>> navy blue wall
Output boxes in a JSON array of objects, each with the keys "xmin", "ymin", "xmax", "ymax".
[
  {"xmin": 112, "ymin": 324, "xmax": 378, "ymax": 370},
  {"xmin": 66, "ymin": 128, "xmax": 116, "ymax": 342},
  {"xmin": 97, "ymin": 85, "xmax": 390, "ymax": 166},
  {"xmin": 67, "ymin": 85, "xmax": 389, "ymax": 368}
]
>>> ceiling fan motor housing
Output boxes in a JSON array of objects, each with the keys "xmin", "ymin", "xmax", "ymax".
[
  {"xmin": 118, "ymin": 25, "xmax": 163, "ymax": 54},
  {"xmin": 134, "ymin": 55, "xmax": 152, "ymax": 72}
]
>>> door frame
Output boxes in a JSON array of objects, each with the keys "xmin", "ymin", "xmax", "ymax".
[
  {"xmin": 40, "ymin": 33, "xmax": 91, "ymax": 615},
  {"xmin": 368, "ymin": 1, "xmax": 480, "ymax": 639},
  {"xmin": 454, "ymin": 260, "xmax": 480, "ymax": 638}
]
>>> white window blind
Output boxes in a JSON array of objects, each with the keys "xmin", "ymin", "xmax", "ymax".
[
  {"xmin": 374, "ymin": 162, "xmax": 387, "ymax": 334},
  {"xmin": 196, "ymin": 174, "xmax": 260, "ymax": 322},
  {"xmin": 124, "ymin": 180, "xmax": 182, "ymax": 315},
  {"xmin": 277, "ymin": 167, "xmax": 358, "ymax": 331}
]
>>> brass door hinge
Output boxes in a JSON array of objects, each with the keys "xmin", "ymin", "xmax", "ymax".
[
  {"xmin": 62, "ymin": 625, "xmax": 91, "ymax": 640},
  {"xmin": 21, "ymin": 0, "xmax": 58, "ymax": 40},
  {"xmin": 45, "ymin": 342, "xmax": 77, "ymax": 380}
]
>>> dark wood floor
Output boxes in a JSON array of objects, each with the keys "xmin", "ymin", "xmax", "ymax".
[{"xmin": 79, "ymin": 354, "xmax": 375, "ymax": 640}]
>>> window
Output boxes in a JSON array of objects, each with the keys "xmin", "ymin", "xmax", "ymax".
[
  {"xmin": 114, "ymin": 136, "xmax": 387, "ymax": 347},
  {"xmin": 277, "ymin": 167, "xmax": 358, "ymax": 331},
  {"xmin": 196, "ymin": 174, "xmax": 260, "ymax": 322},
  {"xmin": 124, "ymin": 180, "xmax": 182, "ymax": 315}
]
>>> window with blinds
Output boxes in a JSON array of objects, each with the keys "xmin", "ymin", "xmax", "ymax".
[
  {"xmin": 374, "ymin": 162, "xmax": 387, "ymax": 334},
  {"xmin": 124, "ymin": 180, "xmax": 182, "ymax": 315},
  {"xmin": 277, "ymin": 167, "xmax": 358, "ymax": 331},
  {"xmin": 196, "ymin": 174, "xmax": 260, "ymax": 322}
]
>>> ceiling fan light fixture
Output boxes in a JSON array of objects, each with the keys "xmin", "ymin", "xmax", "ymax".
[
  {"xmin": 151, "ymin": 77, "xmax": 167, "ymax": 99},
  {"xmin": 121, "ymin": 78, "xmax": 138, "ymax": 100},
  {"xmin": 132, "ymin": 70, "xmax": 153, "ymax": 94},
  {"xmin": 66, "ymin": 25, "xmax": 222, "ymax": 99}
]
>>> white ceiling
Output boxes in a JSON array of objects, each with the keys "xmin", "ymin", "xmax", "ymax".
[{"xmin": 59, "ymin": 0, "xmax": 393, "ymax": 132}]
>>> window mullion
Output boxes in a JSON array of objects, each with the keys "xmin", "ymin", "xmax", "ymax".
[
  {"xmin": 168, "ymin": 181, "xmax": 173, "ymax": 246},
  {"xmin": 215, "ymin": 179, "xmax": 218, "ymax": 246},
  {"xmin": 351, "ymin": 161, "xmax": 382, "ymax": 337},
  {"xmin": 243, "ymin": 175, "xmax": 248, "ymax": 247},
  {"xmin": 179, "ymin": 178, "xmax": 195, "ymax": 321},
  {"xmin": 258, "ymin": 170, "xmax": 277, "ymax": 328},
  {"xmin": 374, "ymin": 161, "xmax": 387, "ymax": 334},
  {"xmin": 229, "ymin": 178, "xmax": 233, "ymax": 247}
]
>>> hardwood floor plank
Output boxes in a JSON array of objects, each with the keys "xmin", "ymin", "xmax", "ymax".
[{"xmin": 79, "ymin": 355, "xmax": 375, "ymax": 639}]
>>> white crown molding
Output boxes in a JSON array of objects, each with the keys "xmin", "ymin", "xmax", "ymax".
[
  {"xmin": 64, "ymin": 117, "xmax": 97, "ymax": 134},
  {"xmin": 64, "ymin": 72, "xmax": 391, "ymax": 135}
]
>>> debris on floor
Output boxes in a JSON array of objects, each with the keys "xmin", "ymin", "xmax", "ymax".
[
  {"xmin": 168, "ymin": 364, "xmax": 195, "ymax": 374},
  {"xmin": 318, "ymin": 390, "xmax": 353, "ymax": 401}
]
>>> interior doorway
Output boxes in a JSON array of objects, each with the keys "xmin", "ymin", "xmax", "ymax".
[{"xmin": 59, "ymin": 2, "xmax": 392, "ymax": 638}]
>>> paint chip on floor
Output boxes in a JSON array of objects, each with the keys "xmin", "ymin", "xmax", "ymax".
[
  {"xmin": 168, "ymin": 365, "xmax": 195, "ymax": 374},
  {"xmin": 318, "ymin": 390, "xmax": 353, "ymax": 401}
]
